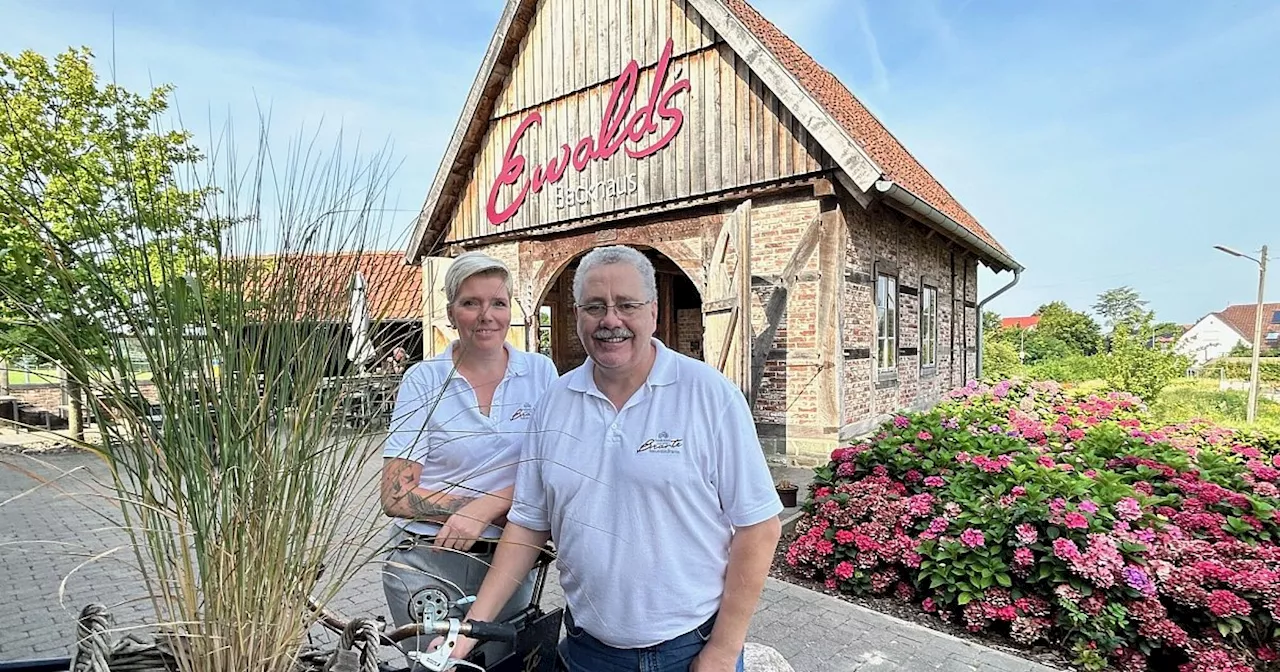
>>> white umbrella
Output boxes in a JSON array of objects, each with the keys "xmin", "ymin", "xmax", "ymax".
[{"xmin": 346, "ymin": 270, "xmax": 376, "ymax": 373}]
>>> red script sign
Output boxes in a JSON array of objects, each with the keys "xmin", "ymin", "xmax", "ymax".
[{"xmin": 485, "ymin": 37, "xmax": 691, "ymax": 227}]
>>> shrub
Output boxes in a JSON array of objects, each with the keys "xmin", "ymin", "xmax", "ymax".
[
  {"xmin": 1102, "ymin": 320, "xmax": 1192, "ymax": 403},
  {"xmin": 785, "ymin": 379, "xmax": 1280, "ymax": 672},
  {"xmin": 1028, "ymin": 354, "xmax": 1105, "ymax": 383}
]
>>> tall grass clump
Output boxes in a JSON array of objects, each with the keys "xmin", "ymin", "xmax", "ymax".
[{"xmin": 2, "ymin": 86, "xmax": 407, "ymax": 670}]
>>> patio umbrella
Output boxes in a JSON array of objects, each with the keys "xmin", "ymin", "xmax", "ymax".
[{"xmin": 346, "ymin": 270, "xmax": 376, "ymax": 373}]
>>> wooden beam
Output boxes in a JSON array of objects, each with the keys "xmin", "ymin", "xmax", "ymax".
[{"xmin": 748, "ymin": 212, "xmax": 823, "ymax": 408}]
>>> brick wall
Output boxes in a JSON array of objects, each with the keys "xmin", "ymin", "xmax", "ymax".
[
  {"xmin": 745, "ymin": 193, "xmax": 833, "ymax": 455},
  {"xmin": 676, "ymin": 308, "xmax": 702, "ymax": 359},
  {"xmin": 840, "ymin": 200, "xmax": 980, "ymax": 438}
]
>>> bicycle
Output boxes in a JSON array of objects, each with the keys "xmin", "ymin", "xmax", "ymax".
[{"xmin": 306, "ymin": 544, "xmax": 563, "ymax": 672}]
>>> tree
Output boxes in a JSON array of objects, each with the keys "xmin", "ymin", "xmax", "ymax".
[
  {"xmin": 1093, "ymin": 286, "xmax": 1149, "ymax": 333},
  {"xmin": 1101, "ymin": 313, "xmax": 1191, "ymax": 403},
  {"xmin": 1153, "ymin": 322, "xmax": 1183, "ymax": 341},
  {"xmin": 982, "ymin": 310, "xmax": 1003, "ymax": 335},
  {"xmin": 0, "ymin": 47, "xmax": 213, "ymax": 439},
  {"xmin": 1034, "ymin": 301, "xmax": 1103, "ymax": 356}
]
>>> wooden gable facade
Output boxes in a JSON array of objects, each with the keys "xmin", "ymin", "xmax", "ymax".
[{"xmin": 407, "ymin": 0, "xmax": 1020, "ymax": 462}]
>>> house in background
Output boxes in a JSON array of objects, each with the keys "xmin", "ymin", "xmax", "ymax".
[
  {"xmin": 1176, "ymin": 302, "xmax": 1280, "ymax": 364},
  {"xmin": 245, "ymin": 251, "xmax": 425, "ymax": 376},
  {"xmin": 1001, "ymin": 315, "xmax": 1040, "ymax": 330}
]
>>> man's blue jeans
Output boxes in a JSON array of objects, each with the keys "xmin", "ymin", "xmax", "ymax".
[{"xmin": 556, "ymin": 609, "xmax": 745, "ymax": 672}]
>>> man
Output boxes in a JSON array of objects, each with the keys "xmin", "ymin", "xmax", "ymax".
[{"xmin": 444, "ymin": 245, "xmax": 782, "ymax": 671}]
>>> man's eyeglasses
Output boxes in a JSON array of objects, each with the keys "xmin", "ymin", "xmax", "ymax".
[{"xmin": 575, "ymin": 301, "xmax": 652, "ymax": 318}]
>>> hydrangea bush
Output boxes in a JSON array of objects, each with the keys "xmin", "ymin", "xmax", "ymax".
[{"xmin": 784, "ymin": 379, "xmax": 1280, "ymax": 672}]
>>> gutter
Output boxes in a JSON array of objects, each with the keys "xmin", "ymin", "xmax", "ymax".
[
  {"xmin": 872, "ymin": 179, "xmax": 1024, "ymax": 380},
  {"xmin": 975, "ymin": 267, "xmax": 1021, "ymax": 379}
]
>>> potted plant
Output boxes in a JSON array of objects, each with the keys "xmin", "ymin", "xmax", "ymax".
[{"xmin": 775, "ymin": 479, "xmax": 799, "ymax": 508}]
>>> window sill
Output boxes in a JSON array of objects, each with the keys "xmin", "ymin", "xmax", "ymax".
[
  {"xmin": 875, "ymin": 373, "xmax": 899, "ymax": 389},
  {"xmin": 920, "ymin": 365, "xmax": 937, "ymax": 378}
]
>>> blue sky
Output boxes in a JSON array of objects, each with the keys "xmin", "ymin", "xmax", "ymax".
[{"xmin": 2, "ymin": 0, "xmax": 1277, "ymax": 325}]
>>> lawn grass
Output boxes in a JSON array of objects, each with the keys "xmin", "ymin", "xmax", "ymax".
[{"xmin": 1150, "ymin": 377, "xmax": 1280, "ymax": 434}]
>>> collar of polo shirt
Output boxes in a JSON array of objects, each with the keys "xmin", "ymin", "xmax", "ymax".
[
  {"xmin": 567, "ymin": 337, "xmax": 678, "ymax": 394},
  {"xmin": 440, "ymin": 339, "xmax": 529, "ymax": 377}
]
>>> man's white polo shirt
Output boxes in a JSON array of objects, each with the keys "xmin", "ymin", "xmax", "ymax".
[
  {"xmin": 509, "ymin": 338, "xmax": 783, "ymax": 648},
  {"xmin": 383, "ymin": 341, "xmax": 558, "ymax": 539}
]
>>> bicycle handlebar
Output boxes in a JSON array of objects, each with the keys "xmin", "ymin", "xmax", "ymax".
[{"xmin": 393, "ymin": 618, "xmax": 517, "ymax": 644}]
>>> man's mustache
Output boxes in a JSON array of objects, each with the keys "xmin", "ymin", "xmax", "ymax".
[{"xmin": 592, "ymin": 327, "xmax": 634, "ymax": 340}]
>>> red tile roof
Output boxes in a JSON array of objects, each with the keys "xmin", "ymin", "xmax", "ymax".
[
  {"xmin": 1215, "ymin": 302, "xmax": 1280, "ymax": 342},
  {"xmin": 1001, "ymin": 315, "xmax": 1040, "ymax": 330},
  {"xmin": 721, "ymin": 0, "xmax": 1008, "ymax": 256},
  {"xmin": 243, "ymin": 252, "xmax": 421, "ymax": 323}
]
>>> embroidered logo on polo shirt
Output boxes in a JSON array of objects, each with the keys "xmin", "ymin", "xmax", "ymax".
[
  {"xmin": 510, "ymin": 403, "xmax": 533, "ymax": 421},
  {"xmin": 637, "ymin": 431, "xmax": 683, "ymax": 454}
]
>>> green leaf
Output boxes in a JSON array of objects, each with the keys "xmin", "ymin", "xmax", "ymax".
[
  {"xmin": 996, "ymin": 573, "xmax": 1013, "ymax": 588},
  {"xmin": 958, "ymin": 592, "xmax": 974, "ymax": 605}
]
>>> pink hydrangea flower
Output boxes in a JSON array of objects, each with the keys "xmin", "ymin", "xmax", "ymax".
[
  {"xmin": 1052, "ymin": 538, "xmax": 1081, "ymax": 560},
  {"xmin": 835, "ymin": 529, "xmax": 855, "ymax": 545},
  {"xmin": 922, "ymin": 598, "xmax": 937, "ymax": 613},
  {"xmin": 1079, "ymin": 500, "xmax": 1099, "ymax": 515},
  {"xmin": 1114, "ymin": 498, "xmax": 1142, "ymax": 521},
  {"xmin": 955, "ymin": 451, "xmax": 972, "ymax": 463},
  {"xmin": 893, "ymin": 415, "xmax": 910, "ymax": 428},
  {"xmin": 924, "ymin": 476, "xmax": 945, "ymax": 487},
  {"xmin": 1206, "ymin": 589, "xmax": 1252, "ymax": 617},
  {"xmin": 1014, "ymin": 547, "xmax": 1034, "ymax": 566},
  {"xmin": 917, "ymin": 430, "xmax": 933, "ymax": 441},
  {"xmin": 960, "ymin": 528, "xmax": 986, "ymax": 548},
  {"xmin": 1015, "ymin": 524, "xmax": 1038, "ymax": 545},
  {"xmin": 1065, "ymin": 513, "xmax": 1089, "ymax": 529},
  {"xmin": 834, "ymin": 561, "xmax": 855, "ymax": 580},
  {"xmin": 1011, "ymin": 486, "xmax": 1026, "ymax": 497}
]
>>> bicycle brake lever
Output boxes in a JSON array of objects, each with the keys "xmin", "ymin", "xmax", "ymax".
[{"xmin": 409, "ymin": 618, "xmax": 483, "ymax": 672}]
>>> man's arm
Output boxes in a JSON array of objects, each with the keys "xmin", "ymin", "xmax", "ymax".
[
  {"xmin": 693, "ymin": 517, "xmax": 782, "ymax": 671},
  {"xmin": 442, "ymin": 523, "xmax": 552, "ymax": 660}
]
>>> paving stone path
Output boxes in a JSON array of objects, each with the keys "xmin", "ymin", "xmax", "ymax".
[{"xmin": 0, "ymin": 449, "xmax": 1058, "ymax": 671}]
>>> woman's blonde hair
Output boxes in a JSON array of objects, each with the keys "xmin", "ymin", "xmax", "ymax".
[{"xmin": 444, "ymin": 251, "xmax": 511, "ymax": 304}]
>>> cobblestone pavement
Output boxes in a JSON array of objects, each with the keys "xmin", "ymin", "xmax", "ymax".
[{"xmin": 1, "ymin": 449, "xmax": 1058, "ymax": 671}]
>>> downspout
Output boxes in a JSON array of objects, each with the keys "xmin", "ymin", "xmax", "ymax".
[
  {"xmin": 873, "ymin": 179, "xmax": 1025, "ymax": 380},
  {"xmin": 976, "ymin": 267, "xmax": 1021, "ymax": 379}
]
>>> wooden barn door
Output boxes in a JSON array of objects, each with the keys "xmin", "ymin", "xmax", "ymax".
[{"xmin": 703, "ymin": 201, "xmax": 753, "ymax": 398}]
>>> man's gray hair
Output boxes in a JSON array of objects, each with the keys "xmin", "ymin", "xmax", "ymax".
[
  {"xmin": 444, "ymin": 251, "xmax": 511, "ymax": 304},
  {"xmin": 572, "ymin": 245, "xmax": 657, "ymax": 303}
]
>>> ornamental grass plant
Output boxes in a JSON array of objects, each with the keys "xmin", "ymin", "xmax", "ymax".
[{"xmin": 1, "ymin": 70, "xmax": 413, "ymax": 669}]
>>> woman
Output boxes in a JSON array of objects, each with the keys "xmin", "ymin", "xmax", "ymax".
[{"xmin": 380, "ymin": 251, "xmax": 557, "ymax": 665}]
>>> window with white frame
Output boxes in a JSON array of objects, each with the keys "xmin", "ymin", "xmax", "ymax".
[
  {"xmin": 921, "ymin": 284, "xmax": 938, "ymax": 369},
  {"xmin": 876, "ymin": 272, "xmax": 898, "ymax": 373}
]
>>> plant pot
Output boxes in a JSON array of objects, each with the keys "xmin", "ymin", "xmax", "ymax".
[{"xmin": 776, "ymin": 487, "xmax": 798, "ymax": 508}]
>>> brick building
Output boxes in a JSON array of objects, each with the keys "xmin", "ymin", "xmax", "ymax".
[{"xmin": 405, "ymin": 0, "xmax": 1021, "ymax": 462}]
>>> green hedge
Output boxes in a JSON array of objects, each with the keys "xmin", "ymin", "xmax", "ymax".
[{"xmin": 1197, "ymin": 357, "xmax": 1280, "ymax": 383}]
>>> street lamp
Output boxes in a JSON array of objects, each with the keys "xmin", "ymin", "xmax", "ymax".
[{"xmin": 1214, "ymin": 244, "xmax": 1269, "ymax": 424}]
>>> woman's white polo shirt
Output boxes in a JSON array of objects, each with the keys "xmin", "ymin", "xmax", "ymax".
[{"xmin": 383, "ymin": 341, "xmax": 558, "ymax": 538}]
